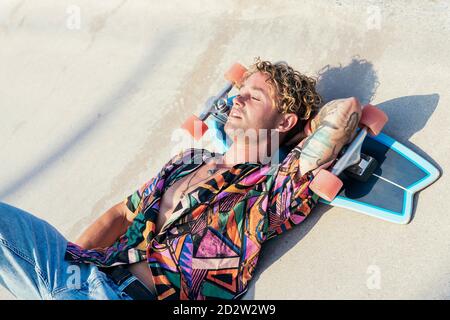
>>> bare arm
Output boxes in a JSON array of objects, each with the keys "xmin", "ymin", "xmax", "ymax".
[
  {"xmin": 298, "ymin": 97, "xmax": 362, "ymax": 177},
  {"xmin": 75, "ymin": 201, "xmax": 135, "ymax": 249}
]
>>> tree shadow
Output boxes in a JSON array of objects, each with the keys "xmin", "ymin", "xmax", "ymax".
[
  {"xmin": 0, "ymin": 29, "xmax": 180, "ymax": 200},
  {"xmin": 244, "ymin": 57, "xmax": 441, "ymax": 299}
]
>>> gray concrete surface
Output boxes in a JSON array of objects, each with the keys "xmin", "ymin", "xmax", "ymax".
[{"xmin": 0, "ymin": 0, "xmax": 449, "ymax": 299}]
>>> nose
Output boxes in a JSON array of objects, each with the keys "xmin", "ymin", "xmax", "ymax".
[{"xmin": 233, "ymin": 95, "xmax": 245, "ymax": 109}]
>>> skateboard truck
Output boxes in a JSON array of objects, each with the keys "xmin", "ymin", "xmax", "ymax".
[
  {"xmin": 332, "ymin": 128, "xmax": 378, "ymax": 182},
  {"xmin": 309, "ymin": 105, "xmax": 389, "ymax": 202},
  {"xmin": 199, "ymin": 90, "xmax": 233, "ymax": 127},
  {"xmin": 344, "ymin": 152, "xmax": 378, "ymax": 182}
]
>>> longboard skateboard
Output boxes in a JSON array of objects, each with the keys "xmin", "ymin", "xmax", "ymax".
[{"xmin": 315, "ymin": 131, "xmax": 440, "ymax": 224}]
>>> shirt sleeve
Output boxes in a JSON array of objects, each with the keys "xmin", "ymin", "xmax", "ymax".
[{"xmin": 265, "ymin": 145, "xmax": 319, "ymax": 241}]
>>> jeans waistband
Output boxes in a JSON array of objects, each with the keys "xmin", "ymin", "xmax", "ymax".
[{"xmin": 99, "ymin": 266, "xmax": 156, "ymax": 300}]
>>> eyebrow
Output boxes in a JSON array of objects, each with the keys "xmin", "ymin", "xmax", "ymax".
[{"xmin": 241, "ymin": 85, "xmax": 268, "ymax": 99}]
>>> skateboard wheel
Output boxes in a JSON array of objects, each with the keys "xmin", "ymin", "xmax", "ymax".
[
  {"xmin": 309, "ymin": 169, "xmax": 343, "ymax": 202},
  {"xmin": 181, "ymin": 114, "xmax": 209, "ymax": 140},
  {"xmin": 224, "ymin": 63, "xmax": 247, "ymax": 88},
  {"xmin": 360, "ymin": 104, "xmax": 388, "ymax": 136}
]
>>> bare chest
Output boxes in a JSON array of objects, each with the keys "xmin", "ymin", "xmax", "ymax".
[{"xmin": 156, "ymin": 165, "xmax": 214, "ymax": 234}]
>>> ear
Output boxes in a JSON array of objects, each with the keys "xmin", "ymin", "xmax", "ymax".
[{"xmin": 276, "ymin": 113, "xmax": 298, "ymax": 133}]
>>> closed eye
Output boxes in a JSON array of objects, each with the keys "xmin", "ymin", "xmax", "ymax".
[{"xmin": 236, "ymin": 92, "xmax": 261, "ymax": 102}]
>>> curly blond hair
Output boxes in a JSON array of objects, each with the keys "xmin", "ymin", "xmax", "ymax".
[{"xmin": 244, "ymin": 57, "xmax": 322, "ymax": 145}]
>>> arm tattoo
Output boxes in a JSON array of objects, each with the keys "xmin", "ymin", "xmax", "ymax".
[
  {"xmin": 344, "ymin": 112, "xmax": 360, "ymax": 142},
  {"xmin": 310, "ymin": 99, "xmax": 347, "ymax": 133},
  {"xmin": 299, "ymin": 123, "xmax": 340, "ymax": 176},
  {"xmin": 299, "ymin": 99, "xmax": 361, "ymax": 176}
]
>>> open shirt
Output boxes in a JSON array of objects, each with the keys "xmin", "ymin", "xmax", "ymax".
[{"xmin": 65, "ymin": 147, "xmax": 318, "ymax": 300}]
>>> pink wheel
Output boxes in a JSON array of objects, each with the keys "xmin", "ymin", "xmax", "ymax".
[
  {"xmin": 309, "ymin": 169, "xmax": 343, "ymax": 202},
  {"xmin": 181, "ymin": 115, "xmax": 208, "ymax": 140},
  {"xmin": 224, "ymin": 63, "xmax": 247, "ymax": 88},
  {"xmin": 360, "ymin": 104, "xmax": 388, "ymax": 136}
]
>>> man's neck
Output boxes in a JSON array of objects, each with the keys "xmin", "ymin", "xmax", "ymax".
[
  {"xmin": 221, "ymin": 143, "xmax": 260, "ymax": 165},
  {"xmin": 221, "ymin": 136, "xmax": 278, "ymax": 166}
]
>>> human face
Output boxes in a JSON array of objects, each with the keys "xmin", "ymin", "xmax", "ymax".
[{"xmin": 224, "ymin": 72, "xmax": 282, "ymax": 139}]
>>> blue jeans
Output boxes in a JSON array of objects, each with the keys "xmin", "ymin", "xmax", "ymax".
[{"xmin": 0, "ymin": 202, "xmax": 134, "ymax": 300}]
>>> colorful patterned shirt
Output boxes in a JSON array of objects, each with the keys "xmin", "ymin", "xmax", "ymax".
[{"xmin": 65, "ymin": 147, "xmax": 319, "ymax": 300}]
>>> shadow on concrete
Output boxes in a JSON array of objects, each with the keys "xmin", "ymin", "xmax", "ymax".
[
  {"xmin": 316, "ymin": 56, "xmax": 379, "ymax": 105},
  {"xmin": 0, "ymin": 29, "xmax": 179, "ymax": 201},
  {"xmin": 244, "ymin": 57, "xmax": 441, "ymax": 299},
  {"xmin": 378, "ymin": 94, "xmax": 440, "ymax": 162}
]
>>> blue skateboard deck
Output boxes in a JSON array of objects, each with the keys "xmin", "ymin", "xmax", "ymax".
[{"xmin": 318, "ymin": 132, "xmax": 440, "ymax": 224}]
